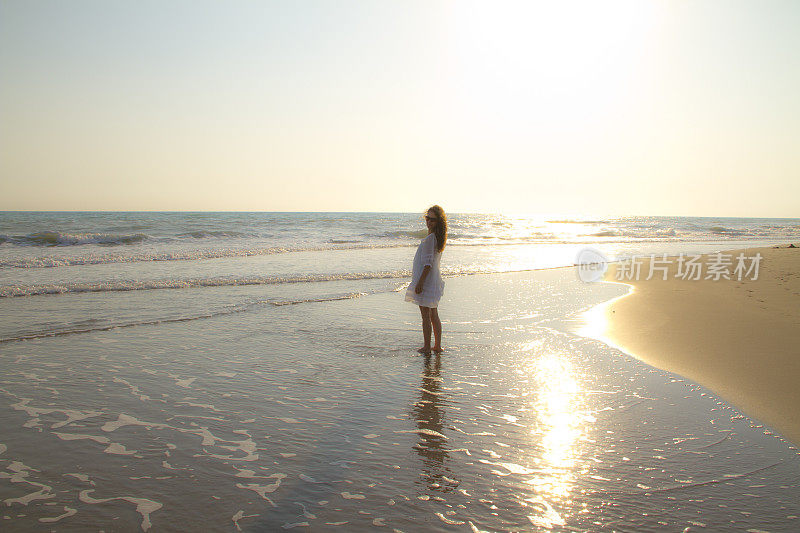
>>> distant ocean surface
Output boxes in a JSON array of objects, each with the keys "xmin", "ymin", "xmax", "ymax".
[
  {"xmin": 1, "ymin": 212, "xmax": 798, "ymax": 343},
  {"xmin": 2, "ymin": 212, "xmax": 799, "ymax": 268}
]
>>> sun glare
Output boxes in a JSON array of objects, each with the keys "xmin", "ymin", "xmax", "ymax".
[
  {"xmin": 524, "ymin": 352, "xmax": 589, "ymax": 507},
  {"xmin": 445, "ymin": 1, "xmax": 662, "ymax": 134}
]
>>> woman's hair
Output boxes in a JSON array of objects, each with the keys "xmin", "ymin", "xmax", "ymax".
[{"xmin": 428, "ymin": 205, "xmax": 447, "ymax": 252}]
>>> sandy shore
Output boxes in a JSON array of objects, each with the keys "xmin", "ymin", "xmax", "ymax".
[{"xmin": 591, "ymin": 243, "xmax": 800, "ymax": 444}]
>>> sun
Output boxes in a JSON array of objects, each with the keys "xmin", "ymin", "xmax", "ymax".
[{"xmin": 443, "ymin": 0, "xmax": 663, "ymax": 133}]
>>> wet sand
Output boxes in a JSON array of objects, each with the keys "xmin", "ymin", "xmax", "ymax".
[{"xmin": 597, "ymin": 243, "xmax": 800, "ymax": 444}]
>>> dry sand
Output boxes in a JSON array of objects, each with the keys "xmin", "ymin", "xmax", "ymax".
[{"xmin": 594, "ymin": 243, "xmax": 800, "ymax": 444}]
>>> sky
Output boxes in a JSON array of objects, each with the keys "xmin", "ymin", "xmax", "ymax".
[{"xmin": 1, "ymin": 0, "xmax": 798, "ymax": 216}]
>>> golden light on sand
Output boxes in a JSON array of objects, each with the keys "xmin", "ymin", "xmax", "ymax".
[{"xmin": 575, "ymin": 286, "xmax": 633, "ymax": 353}]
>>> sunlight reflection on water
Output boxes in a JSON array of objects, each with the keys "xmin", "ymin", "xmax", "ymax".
[{"xmin": 524, "ymin": 352, "xmax": 587, "ymax": 527}]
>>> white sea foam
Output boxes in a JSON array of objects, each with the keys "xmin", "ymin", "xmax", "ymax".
[
  {"xmin": 394, "ymin": 429, "xmax": 448, "ymax": 439},
  {"xmin": 39, "ymin": 506, "xmax": 78, "ymax": 523},
  {"xmin": 79, "ymin": 490, "xmax": 162, "ymax": 531},
  {"xmin": 104, "ymin": 443, "xmax": 137, "ymax": 455},
  {"xmin": 102, "ymin": 413, "xmax": 169, "ymax": 432},
  {"xmin": 11, "ymin": 399, "xmax": 103, "ymax": 429},
  {"xmin": 54, "ymin": 432, "xmax": 111, "ymax": 444},
  {"xmin": 1, "ymin": 461, "xmax": 55, "ymax": 506},
  {"xmin": 232, "ymin": 510, "xmax": 259, "ymax": 531},
  {"xmin": 436, "ymin": 512, "xmax": 465, "ymax": 525},
  {"xmin": 64, "ymin": 473, "xmax": 92, "ymax": 483},
  {"xmin": 236, "ymin": 474, "xmax": 286, "ymax": 499}
]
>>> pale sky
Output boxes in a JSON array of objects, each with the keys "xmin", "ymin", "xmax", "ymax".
[{"xmin": 1, "ymin": 0, "xmax": 798, "ymax": 216}]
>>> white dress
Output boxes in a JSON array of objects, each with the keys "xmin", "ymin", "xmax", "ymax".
[{"xmin": 405, "ymin": 233, "xmax": 445, "ymax": 308}]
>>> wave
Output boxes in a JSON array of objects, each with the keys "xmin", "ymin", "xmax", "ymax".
[
  {"xmin": 0, "ymin": 263, "xmax": 577, "ymax": 298},
  {"xmin": 4, "ymin": 229, "xmax": 797, "ymax": 269},
  {"xmin": 0, "ymin": 299, "xmax": 265, "ymax": 343},
  {"xmin": 0, "ymin": 229, "xmax": 267, "ymax": 247},
  {"xmin": 379, "ymin": 230, "xmax": 524, "ymax": 241},
  {"xmin": 270, "ymin": 292, "xmax": 370, "ymax": 306},
  {"xmin": 379, "ymin": 229, "xmax": 429, "ymax": 239},
  {"xmin": 0, "ymin": 243, "xmax": 414, "ymax": 268},
  {"xmin": 709, "ymin": 226, "xmax": 745, "ymax": 236},
  {"xmin": 590, "ymin": 228, "xmax": 678, "ymax": 238},
  {"xmin": 176, "ymin": 230, "xmax": 255, "ymax": 239},
  {"xmin": 0, "ymin": 313, "xmax": 219, "ymax": 343},
  {"xmin": 4, "ymin": 239, "xmax": 572, "ymax": 269},
  {"xmin": 0, "ymin": 290, "xmax": 382, "ymax": 343},
  {"xmin": 0, "ymin": 231, "xmax": 148, "ymax": 247},
  {"xmin": 655, "ymin": 228, "xmax": 677, "ymax": 237},
  {"xmin": 547, "ymin": 219, "xmax": 607, "ymax": 224},
  {"xmin": 0, "ymin": 271, "xmax": 415, "ymax": 298}
]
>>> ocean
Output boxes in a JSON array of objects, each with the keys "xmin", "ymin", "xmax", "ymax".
[
  {"xmin": 1, "ymin": 212, "xmax": 799, "ymax": 531},
  {"xmin": 2, "ymin": 212, "xmax": 799, "ymax": 342}
]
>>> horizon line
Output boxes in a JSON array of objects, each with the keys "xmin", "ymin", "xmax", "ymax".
[{"xmin": 1, "ymin": 210, "xmax": 798, "ymax": 220}]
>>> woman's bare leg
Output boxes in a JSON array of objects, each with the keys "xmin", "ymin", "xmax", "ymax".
[
  {"xmin": 418, "ymin": 306, "xmax": 432, "ymax": 353},
  {"xmin": 430, "ymin": 307, "xmax": 442, "ymax": 352}
]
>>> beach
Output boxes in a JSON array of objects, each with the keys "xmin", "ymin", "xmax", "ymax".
[
  {"xmin": 4, "ymin": 0, "xmax": 800, "ymax": 528},
  {"xmin": 2, "ymin": 213, "xmax": 800, "ymax": 530},
  {"xmin": 595, "ymin": 243, "xmax": 800, "ymax": 445}
]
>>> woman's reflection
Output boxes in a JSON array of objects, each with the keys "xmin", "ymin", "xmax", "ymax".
[{"xmin": 410, "ymin": 353, "xmax": 457, "ymax": 492}]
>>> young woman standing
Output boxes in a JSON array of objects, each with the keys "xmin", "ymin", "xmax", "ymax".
[{"xmin": 405, "ymin": 205, "xmax": 447, "ymax": 354}]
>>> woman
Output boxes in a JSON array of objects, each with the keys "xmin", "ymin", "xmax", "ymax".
[{"xmin": 405, "ymin": 205, "xmax": 447, "ymax": 354}]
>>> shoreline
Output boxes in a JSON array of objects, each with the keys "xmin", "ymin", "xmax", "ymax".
[{"xmin": 583, "ymin": 242, "xmax": 800, "ymax": 444}]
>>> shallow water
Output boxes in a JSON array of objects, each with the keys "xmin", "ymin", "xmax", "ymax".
[{"xmin": 2, "ymin": 269, "xmax": 799, "ymax": 531}]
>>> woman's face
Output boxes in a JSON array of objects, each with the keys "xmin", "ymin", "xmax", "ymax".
[{"xmin": 425, "ymin": 210, "xmax": 437, "ymax": 231}]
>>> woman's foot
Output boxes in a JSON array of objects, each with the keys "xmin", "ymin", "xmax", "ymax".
[
  {"xmin": 417, "ymin": 347, "xmax": 432, "ymax": 354},
  {"xmin": 432, "ymin": 346, "xmax": 444, "ymax": 353}
]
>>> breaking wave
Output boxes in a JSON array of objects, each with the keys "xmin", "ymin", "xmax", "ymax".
[
  {"xmin": 176, "ymin": 230, "xmax": 255, "ymax": 239},
  {"xmin": 710, "ymin": 226, "xmax": 745, "ymax": 236},
  {"xmin": 0, "ymin": 271, "xmax": 415, "ymax": 298},
  {"xmin": 1, "ymin": 231, "xmax": 148, "ymax": 247},
  {"xmin": 0, "ymin": 243, "xmax": 412, "ymax": 268}
]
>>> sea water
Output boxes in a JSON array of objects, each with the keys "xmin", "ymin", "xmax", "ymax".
[{"xmin": 1, "ymin": 212, "xmax": 799, "ymax": 531}]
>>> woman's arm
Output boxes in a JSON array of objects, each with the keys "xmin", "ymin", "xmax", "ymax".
[
  {"xmin": 416, "ymin": 235, "xmax": 435, "ymax": 294},
  {"xmin": 415, "ymin": 265, "xmax": 431, "ymax": 294}
]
